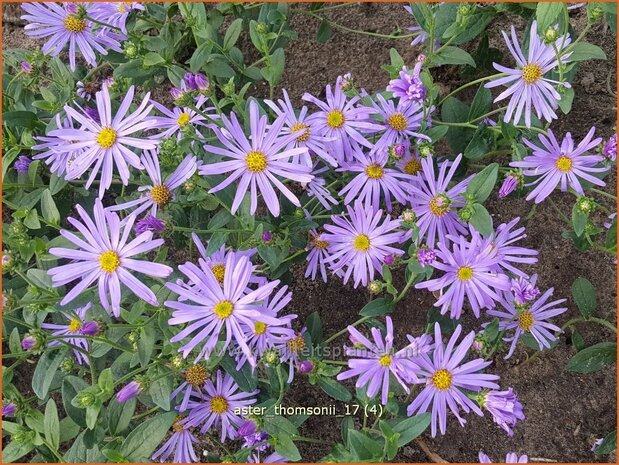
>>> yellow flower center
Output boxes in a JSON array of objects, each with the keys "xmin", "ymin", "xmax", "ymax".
[
  {"xmin": 518, "ymin": 311, "xmax": 535, "ymax": 331},
  {"xmin": 210, "ymin": 396, "xmax": 229, "ymax": 414},
  {"xmin": 312, "ymin": 235, "xmax": 329, "ymax": 250},
  {"xmin": 185, "ymin": 364, "xmax": 208, "ymax": 387},
  {"xmin": 365, "ymin": 163, "xmax": 384, "ymax": 180},
  {"xmin": 172, "ymin": 416, "xmax": 185, "ymax": 432},
  {"xmin": 353, "ymin": 234, "xmax": 370, "ymax": 251},
  {"xmin": 287, "ymin": 335, "xmax": 305, "ymax": 353},
  {"xmin": 64, "ymin": 15, "xmax": 87, "ymax": 33},
  {"xmin": 291, "ymin": 122, "xmax": 311, "ymax": 142},
  {"xmin": 555, "ymin": 155, "xmax": 572, "ymax": 173},
  {"xmin": 379, "ymin": 354, "xmax": 392, "ymax": 367},
  {"xmin": 150, "ymin": 184, "xmax": 172, "ymax": 206},
  {"xmin": 68, "ymin": 319, "xmax": 82, "ymax": 332},
  {"xmin": 245, "ymin": 150, "xmax": 268, "ymax": 173},
  {"xmin": 456, "ymin": 266, "xmax": 474, "ymax": 281},
  {"xmin": 431, "ymin": 368, "xmax": 453, "ymax": 390},
  {"xmin": 404, "ymin": 158, "xmax": 422, "ymax": 175},
  {"xmin": 429, "ymin": 195, "xmax": 450, "ymax": 217},
  {"xmin": 99, "ymin": 250, "xmax": 121, "ymax": 273},
  {"xmin": 521, "ymin": 63, "xmax": 543, "ymax": 85},
  {"xmin": 213, "ymin": 300, "xmax": 233, "ymax": 319},
  {"xmin": 96, "ymin": 127, "xmax": 117, "ymax": 149},
  {"xmin": 387, "ymin": 112, "xmax": 408, "ymax": 131},
  {"xmin": 211, "ymin": 263, "xmax": 225, "ymax": 284},
  {"xmin": 177, "ymin": 112, "xmax": 191, "ymax": 127},
  {"xmin": 326, "ymin": 110, "xmax": 345, "ymax": 129},
  {"xmin": 254, "ymin": 321, "xmax": 267, "ymax": 335}
]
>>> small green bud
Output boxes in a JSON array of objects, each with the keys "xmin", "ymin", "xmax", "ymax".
[
  {"xmin": 418, "ymin": 144, "xmax": 433, "ymax": 159},
  {"xmin": 262, "ymin": 348, "xmax": 280, "ymax": 366},
  {"xmin": 544, "ymin": 25, "xmax": 559, "ymax": 43},
  {"xmin": 222, "ymin": 82, "xmax": 235, "ymax": 96},
  {"xmin": 368, "ymin": 280, "xmax": 383, "ymax": 295},
  {"xmin": 576, "ymin": 196, "xmax": 595, "ymax": 214},
  {"xmin": 589, "ymin": 6, "xmax": 604, "ymax": 23},
  {"xmin": 123, "ymin": 43, "xmax": 139, "ymax": 59},
  {"xmin": 60, "ymin": 357, "xmax": 76, "ymax": 373},
  {"xmin": 584, "ymin": 221, "xmax": 597, "ymax": 235},
  {"xmin": 401, "ymin": 209, "xmax": 417, "ymax": 223},
  {"xmin": 183, "ymin": 180, "xmax": 196, "ymax": 193},
  {"xmin": 294, "ymin": 208, "xmax": 305, "ymax": 219},
  {"xmin": 75, "ymin": 391, "xmax": 97, "ymax": 407},
  {"xmin": 255, "ymin": 22, "xmax": 269, "ymax": 34},
  {"xmin": 457, "ymin": 3, "xmax": 475, "ymax": 17},
  {"xmin": 458, "ymin": 206, "xmax": 474, "ymax": 223}
]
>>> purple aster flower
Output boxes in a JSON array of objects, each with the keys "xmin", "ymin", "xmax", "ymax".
[
  {"xmin": 481, "ymin": 388, "xmax": 525, "ymax": 436},
  {"xmin": 14, "ymin": 156, "xmax": 32, "ymax": 173},
  {"xmin": 21, "ymin": 335, "xmax": 39, "ymax": 351},
  {"xmin": 407, "ymin": 324, "xmax": 500, "ymax": 437},
  {"xmin": 510, "ymin": 276, "xmax": 541, "ymax": 305},
  {"xmin": 181, "ymin": 370, "xmax": 258, "ymax": 441},
  {"xmin": 484, "ymin": 20, "xmax": 572, "ymax": 128},
  {"xmin": 304, "ymin": 163, "xmax": 338, "ymax": 210},
  {"xmin": 32, "ymin": 114, "xmax": 82, "ymax": 177},
  {"xmin": 265, "ymin": 88, "xmax": 338, "ymax": 167},
  {"xmin": 479, "ymin": 452, "xmax": 528, "ymax": 463},
  {"xmin": 298, "ymin": 360, "xmax": 314, "ymax": 374},
  {"xmin": 261, "ymin": 231, "xmax": 273, "ymax": 243},
  {"xmin": 193, "ymin": 73, "xmax": 209, "ymax": 92},
  {"xmin": 488, "ymin": 281, "xmax": 567, "ymax": 359},
  {"xmin": 403, "ymin": 6, "xmax": 428, "ymax": 46},
  {"xmin": 2, "ymin": 402, "xmax": 17, "ymax": 417},
  {"xmin": 416, "ymin": 233, "xmax": 511, "ymax": 319},
  {"xmin": 90, "ymin": 2, "xmax": 144, "ymax": 34},
  {"xmin": 396, "ymin": 150, "xmax": 424, "ymax": 177},
  {"xmin": 149, "ymin": 100, "xmax": 212, "ymax": 140},
  {"xmin": 479, "ymin": 218, "xmax": 538, "ymax": 278},
  {"xmin": 499, "ymin": 175, "xmax": 519, "ymax": 198},
  {"xmin": 302, "ymin": 82, "xmax": 381, "ymax": 163},
  {"xmin": 166, "ymin": 254, "xmax": 286, "ymax": 366},
  {"xmin": 171, "ymin": 364, "xmax": 209, "ymax": 412},
  {"xmin": 81, "ymin": 320, "xmax": 101, "ymax": 336},
  {"xmin": 602, "ymin": 133, "xmax": 617, "ymax": 162},
  {"xmin": 393, "ymin": 143, "xmax": 406, "ymax": 158},
  {"xmin": 370, "ymin": 95, "xmax": 429, "ymax": 154},
  {"xmin": 338, "ymin": 72, "xmax": 353, "ymax": 91},
  {"xmin": 322, "ymin": 202, "xmax": 411, "ymax": 288},
  {"xmin": 337, "ymin": 316, "xmax": 425, "ymax": 405},
  {"xmin": 409, "ymin": 154, "xmax": 470, "ymax": 248},
  {"xmin": 107, "ymin": 149, "xmax": 198, "ymax": 219},
  {"xmin": 41, "ymin": 302, "xmax": 95, "ymax": 365},
  {"xmin": 272, "ymin": 329, "xmax": 308, "ymax": 383},
  {"xmin": 20, "ymin": 61, "xmax": 33, "ymax": 74},
  {"xmin": 135, "ymin": 215, "xmax": 166, "ymax": 235},
  {"xmin": 199, "ymin": 100, "xmax": 313, "ymax": 217},
  {"xmin": 76, "ymin": 81, "xmax": 97, "ymax": 101},
  {"xmin": 116, "ymin": 380, "xmax": 143, "ymax": 403},
  {"xmin": 152, "ymin": 416, "xmax": 199, "ymax": 463},
  {"xmin": 21, "ymin": 2, "xmax": 123, "ymax": 71},
  {"xmin": 386, "ymin": 61, "xmax": 427, "ymax": 103},
  {"xmin": 238, "ymin": 419, "xmax": 258, "ymax": 438},
  {"xmin": 51, "ymin": 85, "xmax": 158, "ymax": 198},
  {"xmin": 511, "ymin": 127, "xmax": 606, "ymax": 203},
  {"xmin": 48, "ymin": 199, "xmax": 173, "ymax": 317},
  {"xmin": 338, "ymin": 149, "xmax": 416, "ymax": 212},
  {"xmin": 417, "ymin": 247, "xmax": 436, "ymax": 267},
  {"xmin": 305, "ymin": 230, "xmax": 333, "ymax": 283}
]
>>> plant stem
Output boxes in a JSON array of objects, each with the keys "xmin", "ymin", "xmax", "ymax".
[
  {"xmin": 324, "ymin": 316, "xmax": 371, "ymax": 345},
  {"xmin": 590, "ymin": 187, "xmax": 617, "ymax": 201},
  {"xmin": 561, "ymin": 316, "xmax": 617, "ymax": 334},
  {"xmin": 438, "ymin": 73, "xmax": 505, "ymax": 106},
  {"xmin": 394, "ymin": 272, "xmax": 417, "ymax": 303}
]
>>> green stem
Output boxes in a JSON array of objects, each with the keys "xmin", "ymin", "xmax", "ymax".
[
  {"xmin": 48, "ymin": 334, "xmax": 134, "ymax": 353},
  {"xmin": 590, "ymin": 187, "xmax": 617, "ymax": 201},
  {"xmin": 548, "ymin": 198, "xmax": 571, "ymax": 224},
  {"xmin": 394, "ymin": 272, "xmax": 417, "ymax": 304},
  {"xmin": 562, "ymin": 316, "xmax": 617, "ymax": 334},
  {"xmin": 438, "ymin": 74, "xmax": 506, "ymax": 106},
  {"xmin": 324, "ymin": 316, "xmax": 371, "ymax": 345}
]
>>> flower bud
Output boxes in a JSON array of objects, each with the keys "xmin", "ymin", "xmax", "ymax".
[
  {"xmin": 589, "ymin": 6, "xmax": 604, "ymax": 23},
  {"xmin": 14, "ymin": 156, "xmax": 32, "ymax": 174},
  {"xmin": 256, "ymin": 22, "xmax": 269, "ymax": 34},
  {"xmin": 298, "ymin": 360, "xmax": 314, "ymax": 374},
  {"xmin": 116, "ymin": 380, "xmax": 143, "ymax": 403},
  {"xmin": 576, "ymin": 196, "xmax": 595, "ymax": 214},
  {"xmin": 238, "ymin": 419, "xmax": 258, "ymax": 437},
  {"xmin": 183, "ymin": 72, "xmax": 197, "ymax": 90},
  {"xmin": 458, "ymin": 206, "xmax": 474, "ymax": 222},
  {"xmin": 21, "ymin": 333, "xmax": 42, "ymax": 351},
  {"xmin": 81, "ymin": 320, "xmax": 102, "ymax": 337},
  {"xmin": 261, "ymin": 231, "xmax": 273, "ymax": 243},
  {"xmin": 222, "ymin": 81, "xmax": 235, "ymax": 96},
  {"xmin": 2, "ymin": 251, "xmax": 14, "ymax": 272},
  {"xmin": 368, "ymin": 280, "xmax": 383, "ymax": 295},
  {"xmin": 60, "ymin": 357, "xmax": 76, "ymax": 373},
  {"xmin": 499, "ymin": 175, "xmax": 519, "ymax": 198},
  {"xmin": 76, "ymin": 391, "xmax": 97, "ymax": 407},
  {"xmin": 457, "ymin": 3, "xmax": 475, "ymax": 17},
  {"xmin": 544, "ymin": 25, "xmax": 559, "ymax": 44},
  {"xmin": 418, "ymin": 144, "xmax": 433, "ymax": 159},
  {"xmin": 20, "ymin": 61, "xmax": 33, "ymax": 74},
  {"xmin": 194, "ymin": 73, "xmax": 209, "ymax": 92},
  {"xmin": 393, "ymin": 143, "xmax": 406, "ymax": 158},
  {"xmin": 123, "ymin": 43, "xmax": 139, "ymax": 59},
  {"xmin": 1, "ymin": 401, "xmax": 17, "ymax": 417},
  {"xmin": 262, "ymin": 348, "xmax": 280, "ymax": 366},
  {"xmin": 169, "ymin": 87, "xmax": 184, "ymax": 101},
  {"xmin": 383, "ymin": 254, "xmax": 395, "ymax": 266},
  {"xmin": 602, "ymin": 134, "xmax": 617, "ymax": 162},
  {"xmin": 416, "ymin": 247, "xmax": 436, "ymax": 267},
  {"xmin": 401, "ymin": 209, "xmax": 416, "ymax": 223}
]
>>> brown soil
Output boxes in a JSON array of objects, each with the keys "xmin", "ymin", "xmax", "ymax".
[{"xmin": 3, "ymin": 2, "xmax": 617, "ymax": 463}]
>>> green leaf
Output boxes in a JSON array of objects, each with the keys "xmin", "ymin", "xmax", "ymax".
[
  {"xmin": 432, "ymin": 46, "xmax": 476, "ymax": 68},
  {"xmin": 441, "ymin": 97, "xmax": 473, "ymax": 153},
  {"xmin": 347, "ymin": 429, "xmax": 384, "ymax": 461},
  {"xmin": 536, "ymin": 2, "xmax": 565, "ymax": 33},
  {"xmin": 317, "ymin": 377, "xmax": 352, "ymax": 401},
  {"xmin": 466, "ymin": 163, "xmax": 498, "ymax": 203},
  {"xmin": 274, "ymin": 435, "xmax": 301, "ymax": 461},
  {"xmin": 3, "ymin": 111, "xmax": 39, "ymax": 130},
  {"xmin": 149, "ymin": 375, "xmax": 172, "ymax": 410},
  {"xmin": 571, "ymin": 277, "xmax": 596, "ymax": 318},
  {"xmin": 143, "ymin": 52, "xmax": 166, "ymax": 67},
  {"xmin": 359, "ymin": 298, "xmax": 394, "ymax": 317},
  {"xmin": 63, "ymin": 431, "xmax": 105, "ymax": 462},
  {"xmin": 24, "ymin": 208, "xmax": 41, "ymax": 229},
  {"xmin": 137, "ymin": 324, "xmax": 155, "ymax": 367},
  {"xmin": 223, "ymin": 18, "xmax": 243, "ymax": 50},
  {"xmin": 261, "ymin": 48, "xmax": 285, "ymax": 85},
  {"xmin": 567, "ymin": 42, "xmax": 607, "ymax": 62},
  {"xmin": 32, "ymin": 348, "xmax": 67, "ymax": 399},
  {"xmin": 468, "ymin": 85, "xmax": 492, "ymax": 121},
  {"xmin": 572, "ymin": 203, "xmax": 588, "ymax": 237},
  {"xmin": 484, "ymin": 318, "xmax": 500, "ymax": 345},
  {"xmin": 27, "ymin": 268, "xmax": 52, "ymax": 289},
  {"xmin": 63, "ymin": 376, "xmax": 89, "ymax": 427},
  {"xmin": 565, "ymin": 342, "xmax": 616, "ymax": 373},
  {"xmin": 306, "ymin": 312, "xmax": 322, "ymax": 344},
  {"xmin": 469, "ymin": 203, "xmax": 493, "ymax": 236},
  {"xmin": 379, "ymin": 421, "xmax": 400, "ymax": 460},
  {"xmin": 390, "ymin": 413, "xmax": 431, "ymax": 447},
  {"xmin": 558, "ymin": 87, "xmax": 575, "ymax": 114},
  {"xmin": 44, "ymin": 399, "xmax": 60, "ymax": 450},
  {"xmin": 595, "ymin": 430, "xmax": 617, "ymax": 455},
  {"xmin": 102, "ymin": 449, "xmax": 129, "ymax": 463},
  {"xmin": 427, "ymin": 308, "xmax": 460, "ymax": 334},
  {"xmin": 317, "ymin": 20, "xmax": 332, "ymax": 43},
  {"xmin": 106, "ymin": 398, "xmax": 136, "ymax": 435},
  {"xmin": 40, "ymin": 189, "xmax": 61, "ymax": 224},
  {"xmin": 463, "ymin": 126, "xmax": 494, "ymax": 160},
  {"xmin": 86, "ymin": 402, "xmax": 101, "ymax": 430},
  {"xmin": 220, "ymin": 354, "xmax": 258, "ymax": 392},
  {"xmin": 262, "ymin": 415, "xmax": 299, "ymax": 437},
  {"xmin": 118, "ymin": 411, "xmax": 177, "ymax": 461},
  {"xmin": 2, "ymin": 440, "xmax": 35, "ymax": 463}
]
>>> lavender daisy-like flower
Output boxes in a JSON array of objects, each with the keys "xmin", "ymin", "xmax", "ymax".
[
  {"xmin": 407, "ymin": 324, "xmax": 500, "ymax": 437},
  {"xmin": 41, "ymin": 302, "xmax": 98, "ymax": 365},
  {"xmin": 116, "ymin": 380, "xmax": 143, "ymax": 403},
  {"xmin": 487, "ymin": 281, "xmax": 567, "ymax": 359},
  {"xmin": 338, "ymin": 150, "xmax": 415, "ymax": 212},
  {"xmin": 14, "ymin": 156, "xmax": 32, "ymax": 173},
  {"xmin": 149, "ymin": 100, "xmax": 210, "ymax": 140},
  {"xmin": 409, "ymin": 154, "xmax": 470, "ymax": 248},
  {"xmin": 479, "ymin": 452, "xmax": 528, "ymax": 463},
  {"xmin": 480, "ymin": 388, "xmax": 525, "ymax": 436},
  {"xmin": 416, "ymin": 233, "xmax": 511, "ymax": 319},
  {"xmin": 107, "ymin": 149, "xmax": 198, "ymax": 219},
  {"xmin": 181, "ymin": 370, "xmax": 258, "ymax": 441},
  {"xmin": 21, "ymin": 2, "xmax": 123, "ymax": 71},
  {"xmin": 1, "ymin": 402, "xmax": 17, "ymax": 417},
  {"xmin": 305, "ymin": 229, "xmax": 332, "ymax": 283},
  {"xmin": 52, "ymin": 85, "xmax": 158, "ymax": 197},
  {"xmin": 386, "ymin": 60, "xmax": 427, "ymax": 103},
  {"xmin": 32, "ymin": 114, "xmax": 82, "ymax": 177},
  {"xmin": 403, "ymin": 6, "xmax": 428, "ymax": 46},
  {"xmin": 48, "ymin": 199, "xmax": 173, "ymax": 317},
  {"xmin": 200, "ymin": 100, "xmax": 313, "ymax": 217},
  {"xmin": 304, "ymin": 163, "xmax": 338, "ymax": 210},
  {"xmin": 166, "ymin": 254, "xmax": 285, "ymax": 365},
  {"xmin": 90, "ymin": 2, "xmax": 144, "ymax": 34},
  {"xmin": 265, "ymin": 88, "xmax": 337, "ymax": 167},
  {"xmin": 322, "ymin": 202, "xmax": 411, "ymax": 288},
  {"xmin": 171, "ymin": 363, "xmax": 209, "ymax": 412},
  {"xmin": 511, "ymin": 127, "xmax": 606, "ymax": 203},
  {"xmin": 272, "ymin": 329, "xmax": 308, "ymax": 383},
  {"xmin": 135, "ymin": 215, "xmax": 166, "ymax": 235},
  {"xmin": 396, "ymin": 150, "xmax": 424, "ymax": 177},
  {"xmin": 152, "ymin": 416, "xmax": 199, "ymax": 463},
  {"xmin": 337, "ymin": 317, "xmax": 425, "ymax": 405},
  {"xmin": 602, "ymin": 133, "xmax": 617, "ymax": 161},
  {"xmin": 499, "ymin": 175, "xmax": 519, "ymax": 198},
  {"xmin": 484, "ymin": 20, "xmax": 572, "ymax": 128},
  {"xmin": 302, "ymin": 82, "xmax": 381, "ymax": 163},
  {"xmin": 510, "ymin": 276, "xmax": 541, "ymax": 305}
]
